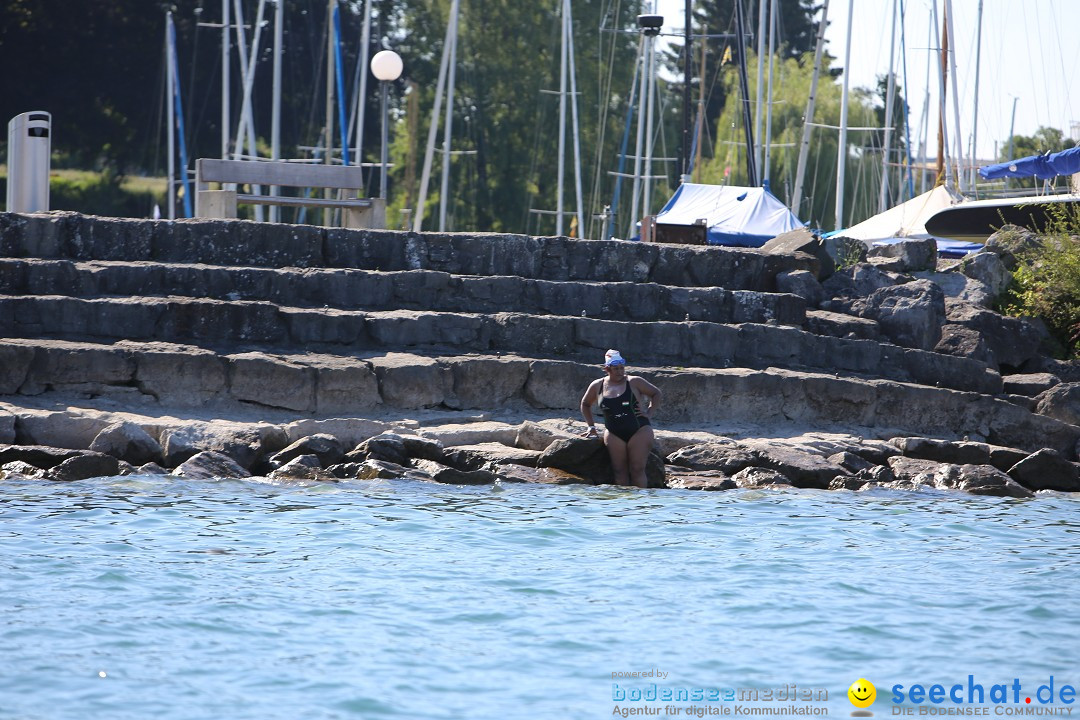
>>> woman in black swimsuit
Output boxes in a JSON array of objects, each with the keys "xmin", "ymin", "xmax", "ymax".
[{"xmin": 579, "ymin": 349, "xmax": 662, "ymax": 488}]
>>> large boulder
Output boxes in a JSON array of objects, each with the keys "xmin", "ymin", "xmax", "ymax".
[
  {"xmin": 1003, "ymin": 373, "xmax": 1061, "ymax": 397},
  {"xmin": 945, "ymin": 301, "xmax": 1043, "ymax": 369},
  {"xmin": 931, "ymin": 463, "xmax": 1034, "ymax": 498},
  {"xmin": 267, "ymin": 433, "xmax": 345, "ymax": 470},
  {"xmin": 775, "ymin": 270, "xmax": 824, "ymax": 307},
  {"xmin": 732, "ymin": 467, "xmax": 792, "ymax": 488},
  {"xmin": 855, "ymin": 279, "xmax": 945, "ymax": 350},
  {"xmin": 172, "ymin": 450, "xmax": 251, "ymax": 480},
  {"xmin": 983, "ymin": 225, "xmax": 1042, "ymax": 271},
  {"xmin": 89, "ymin": 421, "xmax": 163, "ymax": 466},
  {"xmin": 934, "ymin": 325, "xmax": 997, "ymax": 368},
  {"xmin": 47, "ymin": 451, "xmax": 120, "ymax": 481},
  {"xmin": 957, "ymin": 251, "xmax": 1013, "ymax": 299},
  {"xmin": 892, "ymin": 437, "xmax": 992, "ymax": 465},
  {"xmin": 866, "ymin": 237, "xmax": 937, "ymax": 271},
  {"xmin": 760, "ymin": 228, "xmax": 830, "ymax": 278},
  {"xmin": 1006, "ymin": 449, "xmax": 1080, "ymax": 492},
  {"xmin": 664, "ymin": 441, "xmax": 759, "ymax": 474},
  {"xmin": 821, "ymin": 263, "xmax": 902, "ymax": 300},
  {"xmin": 804, "ymin": 309, "xmax": 880, "ymax": 340}
]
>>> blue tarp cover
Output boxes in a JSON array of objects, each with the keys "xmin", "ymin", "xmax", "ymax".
[
  {"xmin": 978, "ymin": 146, "xmax": 1080, "ymax": 180},
  {"xmin": 652, "ymin": 183, "xmax": 805, "ymax": 247}
]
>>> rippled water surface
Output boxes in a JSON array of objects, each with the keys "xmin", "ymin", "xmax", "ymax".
[{"xmin": 3, "ymin": 477, "xmax": 1080, "ymax": 719}]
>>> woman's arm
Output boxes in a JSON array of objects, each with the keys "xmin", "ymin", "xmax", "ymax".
[
  {"xmin": 630, "ymin": 376, "xmax": 662, "ymax": 417},
  {"xmin": 580, "ymin": 379, "xmax": 602, "ymax": 437}
]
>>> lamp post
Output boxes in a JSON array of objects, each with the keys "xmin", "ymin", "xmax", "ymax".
[{"xmin": 371, "ymin": 49, "xmax": 403, "ymax": 200}]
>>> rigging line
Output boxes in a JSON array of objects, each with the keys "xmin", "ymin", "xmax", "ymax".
[{"xmin": 588, "ymin": 0, "xmax": 623, "ymax": 240}]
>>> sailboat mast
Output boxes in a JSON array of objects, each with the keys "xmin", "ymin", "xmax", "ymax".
[
  {"xmin": 439, "ymin": 1, "xmax": 459, "ymax": 231},
  {"xmin": 681, "ymin": 0, "xmax": 692, "ymax": 181},
  {"xmin": 557, "ymin": 0, "xmax": 568, "ymax": 235},
  {"xmin": 271, "ymin": 0, "xmax": 284, "ymax": 221},
  {"xmin": 790, "ymin": 0, "xmax": 829, "ymax": 215},
  {"xmin": 835, "ymin": 0, "xmax": 854, "ymax": 230},
  {"xmin": 754, "ymin": 0, "xmax": 766, "ymax": 177},
  {"xmin": 879, "ymin": 0, "xmax": 898, "ymax": 213},
  {"xmin": 944, "ymin": 0, "xmax": 964, "ymax": 192},
  {"xmin": 969, "ymin": 0, "xmax": 984, "ymax": 191},
  {"xmin": 733, "ymin": 0, "xmax": 757, "ymax": 187},
  {"xmin": 762, "ymin": 0, "xmax": 778, "ymax": 187},
  {"xmin": 167, "ymin": 13, "xmax": 176, "ymax": 220},
  {"xmin": 412, "ymin": 0, "xmax": 456, "ymax": 232},
  {"xmin": 221, "ymin": 0, "xmax": 230, "ymax": 159}
]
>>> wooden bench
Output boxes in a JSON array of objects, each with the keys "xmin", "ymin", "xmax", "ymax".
[{"xmin": 194, "ymin": 158, "xmax": 386, "ymax": 228}]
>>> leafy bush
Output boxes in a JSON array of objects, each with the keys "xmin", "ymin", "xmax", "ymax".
[{"xmin": 999, "ymin": 207, "xmax": 1080, "ymax": 357}]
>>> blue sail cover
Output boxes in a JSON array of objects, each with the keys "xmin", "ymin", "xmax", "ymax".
[
  {"xmin": 652, "ymin": 183, "xmax": 805, "ymax": 247},
  {"xmin": 978, "ymin": 146, "xmax": 1080, "ymax": 180}
]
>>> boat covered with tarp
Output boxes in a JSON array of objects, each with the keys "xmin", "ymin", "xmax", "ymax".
[{"xmin": 648, "ymin": 183, "xmax": 805, "ymax": 247}]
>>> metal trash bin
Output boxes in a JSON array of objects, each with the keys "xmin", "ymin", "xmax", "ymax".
[{"xmin": 6, "ymin": 111, "xmax": 51, "ymax": 213}]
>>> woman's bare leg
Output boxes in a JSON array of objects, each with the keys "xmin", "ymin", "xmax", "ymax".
[
  {"xmin": 627, "ymin": 426, "xmax": 655, "ymax": 488},
  {"xmin": 604, "ymin": 431, "xmax": 631, "ymax": 485}
]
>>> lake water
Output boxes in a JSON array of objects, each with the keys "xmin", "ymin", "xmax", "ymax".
[{"xmin": 3, "ymin": 476, "xmax": 1079, "ymax": 719}]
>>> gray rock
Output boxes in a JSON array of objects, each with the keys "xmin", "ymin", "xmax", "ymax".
[
  {"xmin": 1034, "ymin": 382, "xmax": 1080, "ymax": 427},
  {"xmin": 369, "ymin": 353, "xmax": 450, "ymax": 408},
  {"xmin": 514, "ymin": 420, "xmax": 577, "ymax": 452},
  {"xmin": 228, "ymin": 352, "xmax": 316, "ymax": 412},
  {"xmin": 945, "ymin": 301, "xmax": 1043, "ymax": 369},
  {"xmin": 866, "ymin": 237, "xmax": 937, "ymax": 271},
  {"xmin": 804, "ymin": 310, "xmax": 880, "ymax": 340},
  {"xmin": 399, "ymin": 434, "xmax": 447, "ymax": 462},
  {"xmin": 89, "ymin": 421, "xmax": 163, "ymax": 466},
  {"xmin": 0, "ymin": 409, "xmax": 14, "ymax": 445},
  {"xmin": 822, "ymin": 263, "xmax": 902, "ymax": 299},
  {"xmin": 160, "ymin": 425, "xmax": 266, "ymax": 469},
  {"xmin": 856, "ymin": 279, "xmax": 945, "ymax": 350},
  {"xmin": 411, "ymin": 458, "xmax": 498, "ymax": 485},
  {"xmin": 268, "ymin": 433, "xmax": 345, "ymax": 469},
  {"xmin": 135, "ymin": 462, "xmax": 169, "ymax": 475},
  {"xmin": 775, "ymin": 270, "xmax": 824, "ymax": 307},
  {"xmin": 332, "ymin": 458, "xmax": 412, "ymax": 480},
  {"xmin": 751, "ymin": 445, "xmax": 846, "ymax": 489},
  {"xmin": 1006, "ymin": 449, "xmax": 1080, "ymax": 492},
  {"xmin": 537, "ymin": 436, "xmax": 607, "ymax": 469},
  {"xmin": 760, "ymin": 228, "xmax": 830, "ymax": 278},
  {"xmin": 667, "ymin": 473, "xmax": 737, "ymax": 491},
  {"xmin": 892, "ymin": 437, "xmax": 992, "ymax": 466},
  {"xmin": 829, "ymin": 476, "xmax": 868, "ymax": 490},
  {"xmin": 1003, "ymin": 373, "xmax": 1061, "ymax": 397},
  {"xmin": 913, "ymin": 270, "xmax": 994, "ymax": 307},
  {"xmin": 47, "ymin": 451, "xmax": 120, "ymax": 481},
  {"xmin": 958, "ymin": 252, "xmax": 1013, "ymax": 298},
  {"xmin": 732, "ymin": 467, "xmax": 792, "ymax": 488},
  {"xmin": 172, "ymin": 451, "xmax": 251, "ymax": 480},
  {"xmin": 2, "ymin": 460, "xmax": 47, "ymax": 478},
  {"xmin": 443, "ymin": 443, "xmax": 542, "ymax": 470},
  {"xmin": 0, "ymin": 444, "xmax": 85, "ymax": 469},
  {"xmin": 827, "ymin": 451, "xmax": 875, "ymax": 474},
  {"xmin": 665, "ymin": 442, "xmax": 759, "ymax": 473},
  {"xmin": 886, "ymin": 456, "xmax": 943, "ymax": 486},
  {"xmin": 932, "ymin": 463, "xmax": 1034, "ymax": 498},
  {"xmin": 934, "ymin": 325, "xmax": 997, "ymax": 368},
  {"xmin": 494, "ymin": 465, "xmax": 589, "ymax": 485},
  {"xmin": 820, "ymin": 235, "xmax": 868, "ymax": 273},
  {"xmin": 346, "ymin": 433, "xmax": 410, "ymax": 466},
  {"xmin": 984, "ymin": 225, "xmax": 1042, "ymax": 271},
  {"xmin": 267, "ymin": 455, "xmax": 339, "ymax": 482}
]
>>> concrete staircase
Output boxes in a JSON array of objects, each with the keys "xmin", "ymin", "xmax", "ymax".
[{"xmin": 0, "ymin": 211, "xmax": 1076, "ymax": 457}]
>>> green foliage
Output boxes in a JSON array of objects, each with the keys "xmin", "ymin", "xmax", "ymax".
[
  {"xmin": 1000, "ymin": 208, "xmax": 1080, "ymax": 357},
  {"xmin": 0, "ymin": 169, "xmax": 163, "ymax": 218}
]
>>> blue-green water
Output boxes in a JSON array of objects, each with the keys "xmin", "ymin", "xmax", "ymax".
[{"xmin": 3, "ymin": 477, "xmax": 1080, "ymax": 719}]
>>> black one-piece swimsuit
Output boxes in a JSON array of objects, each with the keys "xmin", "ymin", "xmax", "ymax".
[{"xmin": 600, "ymin": 381, "xmax": 650, "ymax": 442}]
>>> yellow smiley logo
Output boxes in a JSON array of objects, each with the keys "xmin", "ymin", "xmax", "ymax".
[{"xmin": 848, "ymin": 678, "xmax": 876, "ymax": 709}]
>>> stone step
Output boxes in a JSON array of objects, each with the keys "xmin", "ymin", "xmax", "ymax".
[
  {"xmin": 0, "ymin": 211, "xmax": 817, "ymax": 290},
  {"xmin": 0, "ymin": 258, "xmax": 806, "ymax": 326},
  {"xmin": 0, "ymin": 295, "xmax": 1000, "ymax": 394},
  {"xmin": 0, "ymin": 338, "xmax": 1069, "ymax": 456}
]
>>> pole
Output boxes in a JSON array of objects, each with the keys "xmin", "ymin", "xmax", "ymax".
[
  {"xmin": 754, "ymin": 0, "xmax": 766, "ymax": 176},
  {"xmin": 1006, "ymin": 97, "xmax": 1018, "ymax": 191},
  {"xmin": 439, "ymin": 1, "xmax": 459, "ymax": 231},
  {"xmin": 221, "ymin": 0, "xmax": 230, "ymax": 159},
  {"xmin": 629, "ymin": 30, "xmax": 649, "ymax": 235},
  {"xmin": 326, "ymin": 0, "xmax": 335, "ymax": 168},
  {"xmin": 566, "ymin": 0, "xmax": 585, "ymax": 236},
  {"xmin": 271, "ymin": 0, "xmax": 283, "ymax": 221},
  {"xmin": 835, "ymin": 0, "xmax": 854, "ymax": 230},
  {"xmin": 643, "ymin": 31, "xmax": 657, "ymax": 218},
  {"xmin": 354, "ymin": 0, "xmax": 373, "ymax": 179},
  {"xmin": 733, "ymin": 0, "xmax": 757, "ymax": 186},
  {"xmin": 879, "ymin": 0, "xmax": 898, "ymax": 213},
  {"xmin": 413, "ymin": 0, "xmax": 455, "ymax": 232},
  {"xmin": 944, "ymin": 0, "xmax": 964, "ymax": 192},
  {"xmin": 791, "ymin": 0, "xmax": 828, "ymax": 214},
  {"xmin": 167, "ymin": 13, "xmax": 176, "ymax": 220},
  {"xmin": 556, "ymin": 0, "xmax": 568, "ymax": 236},
  {"xmin": 763, "ymin": 0, "xmax": 778, "ymax": 187},
  {"xmin": 380, "ymin": 80, "xmax": 389, "ymax": 198},
  {"xmin": 969, "ymin": 0, "xmax": 984, "ymax": 191},
  {"xmin": 681, "ymin": 0, "xmax": 692, "ymax": 181}
]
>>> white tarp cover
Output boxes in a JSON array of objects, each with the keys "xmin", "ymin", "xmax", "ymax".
[
  {"xmin": 838, "ymin": 185, "xmax": 958, "ymax": 241},
  {"xmin": 652, "ymin": 183, "xmax": 805, "ymax": 247}
]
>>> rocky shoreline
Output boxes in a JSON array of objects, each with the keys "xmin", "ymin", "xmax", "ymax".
[{"xmin": 2, "ymin": 211, "xmax": 1080, "ymax": 498}]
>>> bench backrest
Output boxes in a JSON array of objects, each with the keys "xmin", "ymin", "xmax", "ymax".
[{"xmin": 196, "ymin": 158, "xmax": 366, "ymax": 190}]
